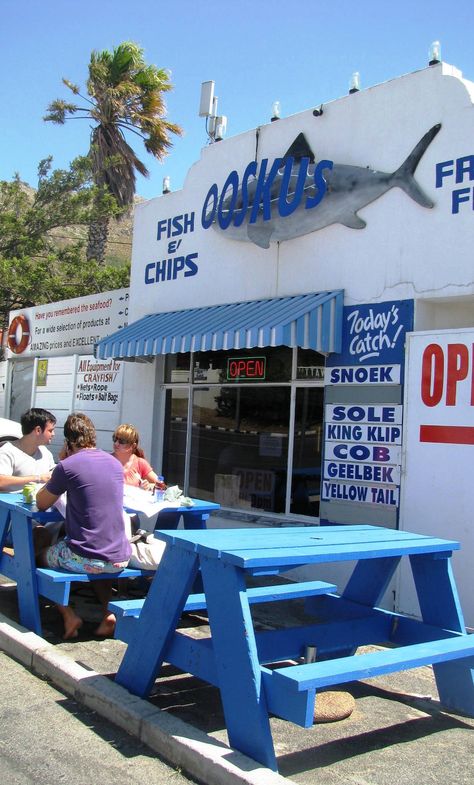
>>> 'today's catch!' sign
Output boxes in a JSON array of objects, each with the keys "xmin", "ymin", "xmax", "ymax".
[{"xmin": 326, "ymin": 300, "xmax": 414, "ymax": 368}]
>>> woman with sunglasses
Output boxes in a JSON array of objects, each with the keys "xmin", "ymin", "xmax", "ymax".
[{"xmin": 112, "ymin": 424, "xmax": 165, "ymax": 491}]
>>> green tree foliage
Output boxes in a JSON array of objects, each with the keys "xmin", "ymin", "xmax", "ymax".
[
  {"xmin": 0, "ymin": 157, "xmax": 129, "ymax": 356},
  {"xmin": 45, "ymin": 41, "xmax": 181, "ymax": 262}
]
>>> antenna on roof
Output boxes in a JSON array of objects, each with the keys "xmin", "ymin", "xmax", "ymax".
[{"xmin": 199, "ymin": 80, "xmax": 227, "ymax": 142}]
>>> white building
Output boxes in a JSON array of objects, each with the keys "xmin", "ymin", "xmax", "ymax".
[
  {"xmin": 97, "ymin": 60, "xmax": 474, "ymax": 624},
  {"xmin": 6, "ymin": 59, "xmax": 474, "ymax": 624}
]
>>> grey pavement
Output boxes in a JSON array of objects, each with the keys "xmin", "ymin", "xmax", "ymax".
[
  {"xmin": 0, "ymin": 573, "xmax": 473, "ymax": 785},
  {"xmin": 0, "ymin": 650, "xmax": 196, "ymax": 785}
]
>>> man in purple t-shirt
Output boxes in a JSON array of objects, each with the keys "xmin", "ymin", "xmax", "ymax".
[{"xmin": 37, "ymin": 413, "xmax": 131, "ymax": 639}]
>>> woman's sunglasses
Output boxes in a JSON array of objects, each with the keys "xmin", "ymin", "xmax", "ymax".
[{"xmin": 113, "ymin": 437, "xmax": 129, "ymax": 445}]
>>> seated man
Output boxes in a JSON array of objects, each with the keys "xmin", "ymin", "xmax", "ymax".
[
  {"xmin": 0, "ymin": 407, "xmax": 56, "ymax": 491},
  {"xmin": 36, "ymin": 413, "xmax": 131, "ymax": 639}
]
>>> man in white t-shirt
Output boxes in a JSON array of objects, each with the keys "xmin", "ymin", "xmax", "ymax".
[{"xmin": 0, "ymin": 408, "xmax": 56, "ymax": 492}]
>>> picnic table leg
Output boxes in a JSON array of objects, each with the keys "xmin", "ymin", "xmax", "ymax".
[
  {"xmin": 0, "ymin": 506, "xmax": 10, "ymax": 550},
  {"xmin": 319, "ymin": 555, "xmax": 402, "ymax": 656},
  {"xmin": 342, "ymin": 555, "xmax": 401, "ymax": 607},
  {"xmin": 10, "ymin": 509, "xmax": 43, "ymax": 635},
  {"xmin": 200, "ymin": 555, "xmax": 278, "ymax": 771},
  {"xmin": 115, "ymin": 544, "xmax": 199, "ymax": 698},
  {"xmin": 410, "ymin": 552, "xmax": 474, "ymax": 716},
  {"xmin": 182, "ymin": 511, "xmax": 209, "ymax": 530}
]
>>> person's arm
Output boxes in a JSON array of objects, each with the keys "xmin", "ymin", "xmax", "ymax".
[
  {"xmin": 0, "ymin": 471, "xmax": 52, "ymax": 492},
  {"xmin": 36, "ymin": 485, "xmax": 60, "ymax": 511},
  {"xmin": 135, "ymin": 457, "xmax": 158, "ymax": 490},
  {"xmin": 36, "ymin": 463, "xmax": 65, "ymax": 510},
  {"xmin": 140, "ymin": 469, "xmax": 159, "ymax": 490}
]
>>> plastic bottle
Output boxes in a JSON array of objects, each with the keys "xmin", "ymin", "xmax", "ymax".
[{"xmin": 155, "ymin": 475, "xmax": 165, "ymax": 502}]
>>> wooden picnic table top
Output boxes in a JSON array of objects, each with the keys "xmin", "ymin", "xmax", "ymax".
[{"xmin": 156, "ymin": 524, "xmax": 460, "ymax": 568}]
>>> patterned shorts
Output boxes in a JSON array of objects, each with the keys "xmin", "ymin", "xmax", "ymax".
[{"xmin": 45, "ymin": 539, "xmax": 129, "ymax": 574}]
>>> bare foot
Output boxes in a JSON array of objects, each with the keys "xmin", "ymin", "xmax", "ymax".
[
  {"xmin": 62, "ymin": 613, "xmax": 83, "ymax": 640},
  {"xmin": 94, "ymin": 612, "xmax": 116, "ymax": 638}
]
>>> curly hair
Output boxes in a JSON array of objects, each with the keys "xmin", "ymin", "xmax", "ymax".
[{"xmin": 64, "ymin": 413, "xmax": 96, "ymax": 450}]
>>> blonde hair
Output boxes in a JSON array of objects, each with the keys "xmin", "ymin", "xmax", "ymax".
[{"xmin": 112, "ymin": 423, "xmax": 145, "ymax": 458}]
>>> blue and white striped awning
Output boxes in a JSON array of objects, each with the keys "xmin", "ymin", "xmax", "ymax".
[{"xmin": 95, "ymin": 291, "xmax": 344, "ymax": 360}]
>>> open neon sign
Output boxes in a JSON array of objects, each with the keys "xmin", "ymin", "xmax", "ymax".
[{"xmin": 227, "ymin": 356, "xmax": 266, "ymax": 381}]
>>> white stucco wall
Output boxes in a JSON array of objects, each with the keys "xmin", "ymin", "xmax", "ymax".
[{"xmin": 128, "ymin": 62, "xmax": 474, "ymax": 323}]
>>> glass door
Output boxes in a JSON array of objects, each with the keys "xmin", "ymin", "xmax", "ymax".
[{"xmin": 290, "ymin": 387, "xmax": 324, "ymax": 516}]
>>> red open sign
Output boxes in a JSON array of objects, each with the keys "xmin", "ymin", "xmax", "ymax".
[{"xmin": 227, "ymin": 356, "xmax": 266, "ymax": 381}]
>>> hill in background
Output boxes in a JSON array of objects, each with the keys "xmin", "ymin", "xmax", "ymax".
[
  {"xmin": 50, "ymin": 198, "xmax": 143, "ymax": 268},
  {"xmin": 21, "ymin": 182, "xmax": 140, "ymax": 268}
]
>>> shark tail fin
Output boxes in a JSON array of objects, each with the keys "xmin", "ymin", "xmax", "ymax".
[{"xmin": 391, "ymin": 123, "xmax": 441, "ymax": 207}]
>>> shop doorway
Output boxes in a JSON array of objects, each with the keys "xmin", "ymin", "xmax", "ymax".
[
  {"xmin": 162, "ymin": 347, "xmax": 325, "ymax": 518},
  {"xmin": 9, "ymin": 360, "xmax": 34, "ymax": 422}
]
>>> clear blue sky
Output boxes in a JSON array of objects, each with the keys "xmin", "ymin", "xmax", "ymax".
[{"xmin": 1, "ymin": 0, "xmax": 472, "ymax": 200}]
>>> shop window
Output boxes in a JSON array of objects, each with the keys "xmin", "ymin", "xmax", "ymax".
[
  {"xmin": 296, "ymin": 348, "xmax": 326, "ymax": 381},
  {"xmin": 290, "ymin": 388, "xmax": 324, "ymax": 516},
  {"xmin": 188, "ymin": 385, "xmax": 290, "ymax": 512},
  {"xmin": 164, "ymin": 353, "xmax": 191, "ymax": 383},
  {"xmin": 162, "ymin": 388, "xmax": 188, "ymax": 488},
  {"xmin": 193, "ymin": 346, "xmax": 292, "ymax": 384}
]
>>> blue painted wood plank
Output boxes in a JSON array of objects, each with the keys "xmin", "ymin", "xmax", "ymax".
[
  {"xmin": 115, "ymin": 546, "xmax": 199, "ymax": 697},
  {"xmin": 215, "ymin": 541, "xmax": 457, "ymax": 570},
  {"xmin": 408, "ymin": 552, "xmax": 474, "ymax": 713},
  {"xmin": 9, "ymin": 508, "xmax": 42, "ymax": 635},
  {"xmin": 166, "ymin": 632, "xmax": 217, "ymax": 686},
  {"xmin": 199, "ymin": 553, "xmax": 278, "ymax": 771},
  {"xmin": 155, "ymin": 527, "xmax": 460, "ymax": 570},
  {"xmin": 154, "ymin": 525, "xmax": 379, "ymax": 552},
  {"xmin": 0, "ymin": 506, "xmax": 11, "ymax": 551},
  {"xmin": 36, "ymin": 566, "xmax": 150, "ymax": 584},
  {"xmin": 156, "ymin": 525, "xmax": 458, "ymax": 553},
  {"xmin": 110, "ymin": 580, "xmax": 337, "ymax": 620},
  {"xmin": 261, "ymin": 666, "xmax": 315, "ymax": 727},
  {"xmin": 271, "ymin": 635, "xmax": 474, "ymax": 692},
  {"xmin": 254, "ymin": 615, "xmax": 394, "ymax": 664}
]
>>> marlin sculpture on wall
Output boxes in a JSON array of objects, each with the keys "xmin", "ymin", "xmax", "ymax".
[{"xmin": 205, "ymin": 124, "xmax": 441, "ymax": 248}]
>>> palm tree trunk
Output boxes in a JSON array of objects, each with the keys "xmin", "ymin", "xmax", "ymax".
[{"xmin": 86, "ymin": 216, "xmax": 110, "ymax": 264}]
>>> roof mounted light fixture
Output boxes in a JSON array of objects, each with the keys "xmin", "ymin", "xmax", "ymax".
[
  {"xmin": 271, "ymin": 100, "xmax": 281, "ymax": 121},
  {"xmin": 429, "ymin": 40, "xmax": 441, "ymax": 65},
  {"xmin": 199, "ymin": 80, "xmax": 227, "ymax": 143},
  {"xmin": 349, "ymin": 72, "xmax": 361, "ymax": 94},
  {"xmin": 162, "ymin": 176, "xmax": 171, "ymax": 194},
  {"xmin": 313, "ymin": 104, "xmax": 324, "ymax": 117}
]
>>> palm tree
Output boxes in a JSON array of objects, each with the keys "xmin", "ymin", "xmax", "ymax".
[{"xmin": 45, "ymin": 42, "xmax": 182, "ymax": 263}]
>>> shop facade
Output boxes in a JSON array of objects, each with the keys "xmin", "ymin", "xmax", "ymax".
[
  {"xmin": 2, "ymin": 60, "xmax": 466, "ymax": 620},
  {"xmin": 98, "ymin": 62, "xmax": 471, "ymax": 496},
  {"xmin": 96, "ymin": 60, "xmax": 474, "ymax": 623}
]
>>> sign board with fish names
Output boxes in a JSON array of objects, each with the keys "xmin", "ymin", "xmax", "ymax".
[
  {"xmin": 322, "ymin": 404, "xmax": 403, "ymax": 513},
  {"xmin": 320, "ymin": 300, "xmax": 411, "ymax": 524}
]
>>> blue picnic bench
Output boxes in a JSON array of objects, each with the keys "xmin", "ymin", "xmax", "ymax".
[
  {"xmin": 111, "ymin": 525, "xmax": 474, "ymax": 771},
  {"xmin": 0, "ymin": 492, "xmax": 219, "ymax": 636}
]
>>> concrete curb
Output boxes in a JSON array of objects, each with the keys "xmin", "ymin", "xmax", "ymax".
[{"xmin": 0, "ymin": 612, "xmax": 292, "ymax": 785}]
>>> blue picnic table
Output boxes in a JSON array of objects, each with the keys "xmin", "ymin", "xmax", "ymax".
[
  {"xmin": 0, "ymin": 492, "xmax": 220, "ymax": 635},
  {"xmin": 112, "ymin": 524, "xmax": 474, "ymax": 771}
]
